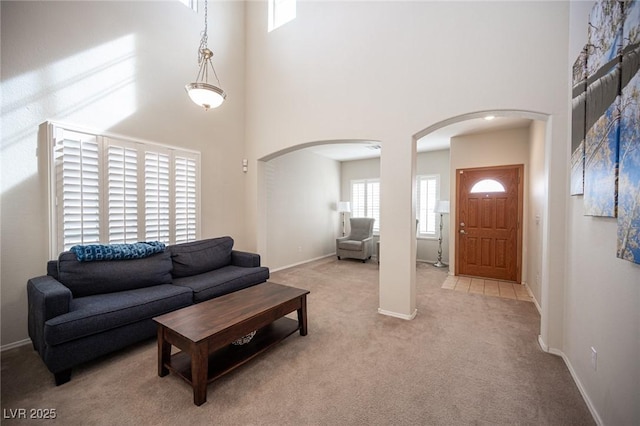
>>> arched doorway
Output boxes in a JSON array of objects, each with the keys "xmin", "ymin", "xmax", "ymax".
[
  {"xmin": 413, "ymin": 109, "xmax": 552, "ymax": 347},
  {"xmin": 256, "ymin": 139, "xmax": 382, "ymax": 270}
]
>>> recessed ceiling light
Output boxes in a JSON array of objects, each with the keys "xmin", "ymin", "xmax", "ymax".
[{"xmin": 484, "ymin": 115, "xmax": 496, "ymax": 121}]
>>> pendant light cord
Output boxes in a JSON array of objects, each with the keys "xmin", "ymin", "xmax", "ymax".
[
  {"xmin": 198, "ymin": 0, "xmax": 209, "ymax": 65},
  {"xmin": 197, "ymin": 0, "xmax": 222, "ymax": 87}
]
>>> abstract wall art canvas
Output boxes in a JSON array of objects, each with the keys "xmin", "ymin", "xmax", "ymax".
[
  {"xmin": 617, "ymin": 0, "xmax": 640, "ymax": 263},
  {"xmin": 572, "ymin": 0, "xmax": 640, "ymax": 264},
  {"xmin": 571, "ymin": 49, "xmax": 587, "ymax": 196},
  {"xmin": 583, "ymin": 0, "xmax": 622, "ymax": 217}
]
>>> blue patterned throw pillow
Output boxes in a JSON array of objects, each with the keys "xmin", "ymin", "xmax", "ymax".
[{"xmin": 70, "ymin": 241, "xmax": 166, "ymax": 262}]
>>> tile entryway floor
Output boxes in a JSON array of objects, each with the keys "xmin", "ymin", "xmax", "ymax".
[{"xmin": 441, "ymin": 275, "xmax": 533, "ymax": 302}]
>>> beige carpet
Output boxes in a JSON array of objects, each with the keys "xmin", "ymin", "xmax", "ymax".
[{"xmin": 1, "ymin": 258, "xmax": 594, "ymax": 425}]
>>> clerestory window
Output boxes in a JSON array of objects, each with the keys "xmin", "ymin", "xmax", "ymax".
[{"xmin": 268, "ymin": 0, "xmax": 296, "ymax": 32}]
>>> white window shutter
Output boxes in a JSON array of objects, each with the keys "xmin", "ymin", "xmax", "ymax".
[
  {"xmin": 174, "ymin": 155, "xmax": 198, "ymax": 244},
  {"xmin": 145, "ymin": 151, "xmax": 171, "ymax": 243},
  {"xmin": 417, "ymin": 175, "xmax": 438, "ymax": 236},
  {"xmin": 351, "ymin": 181, "xmax": 366, "ymax": 218},
  {"xmin": 350, "ymin": 179, "xmax": 380, "ymax": 233},
  {"xmin": 367, "ymin": 181, "xmax": 380, "ymax": 232},
  {"xmin": 107, "ymin": 142, "xmax": 138, "ymax": 244},
  {"xmin": 50, "ymin": 123, "xmax": 201, "ymax": 253},
  {"xmin": 55, "ymin": 130, "xmax": 101, "ymax": 251}
]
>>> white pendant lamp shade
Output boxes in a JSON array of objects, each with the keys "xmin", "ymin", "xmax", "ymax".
[{"xmin": 185, "ymin": 82, "xmax": 226, "ymax": 110}]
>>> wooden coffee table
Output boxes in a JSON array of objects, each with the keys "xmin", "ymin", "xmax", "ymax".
[{"xmin": 153, "ymin": 282, "xmax": 309, "ymax": 406}]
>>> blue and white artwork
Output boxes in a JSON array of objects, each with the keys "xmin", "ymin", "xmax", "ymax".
[
  {"xmin": 583, "ymin": 0, "xmax": 623, "ymax": 217},
  {"xmin": 572, "ymin": 0, "xmax": 640, "ymax": 264},
  {"xmin": 617, "ymin": 0, "xmax": 640, "ymax": 263},
  {"xmin": 571, "ymin": 49, "xmax": 587, "ymax": 196}
]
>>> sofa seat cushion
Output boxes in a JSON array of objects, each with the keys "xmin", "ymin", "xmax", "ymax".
[
  {"xmin": 168, "ymin": 237, "xmax": 234, "ymax": 278},
  {"xmin": 172, "ymin": 265, "xmax": 270, "ymax": 303},
  {"xmin": 338, "ymin": 240, "xmax": 364, "ymax": 251},
  {"xmin": 57, "ymin": 251, "xmax": 173, "ymax": 297},
  {"xmin": 44, "ymin": 285, "xmax": 193, "ymax": 346}
]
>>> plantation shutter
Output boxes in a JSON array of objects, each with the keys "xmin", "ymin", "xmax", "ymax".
[
  {"xmin": 106, "ymin": 141, "xmax": 138, "ymax": 244},
  {"xmin": 144, "ymin": 151, "xmax": 171, "ymax": 242},
  {"xmin": 367, "ymin": 181, "xmax": 380, "ymax": 232},
  {"xmin": 54, "ymin": 129, "xmax": 101, "ymax": 251},
  {"xmin": 174, "ymin": 155, "xmax": 198, "ymax": 244},
  {"xmin": 351, "ymin": 181, "xmax": 366, "ymax": 218},
  {"xmin": 49, "ymin": 122, "xmax": 201, "ymax": 255},
  {"xmin": 350, "ymin": 179, "xmax": 380, "ymax": 233},
  {"xmin": 417, "ymin": 175, "xmax": 438, "ymax": 235}
]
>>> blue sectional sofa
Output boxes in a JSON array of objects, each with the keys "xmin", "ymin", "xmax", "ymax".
[{"xmin": 27, "ymin": 237, "xmax": 269, "ymax": 385}]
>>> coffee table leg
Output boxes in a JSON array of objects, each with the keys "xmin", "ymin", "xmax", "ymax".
[
  {"xmin": 297, "ymin": 295, "xmax": 308, "ymax": 336},
  {"xmin": 192, "ymin": 343, "xmax": 209, "ymax": 406},
  {"xmin": 157, "ymin": 326, "xmax": 170, "ymax": 377}
]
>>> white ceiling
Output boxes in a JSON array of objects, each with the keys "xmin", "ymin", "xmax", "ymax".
[{"xmin": 305, "ymin": 116, "xmax": 532, "ymax": 162}]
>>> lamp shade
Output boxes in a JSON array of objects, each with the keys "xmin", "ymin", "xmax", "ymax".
[
  {"xmin": 337, "ymin": 201, "xmax": 351, "ymax": 213},
  {"xmin": 185, "ymin": 83, "xmax": 226, "ymax": 110},
  {"xmin": 434, "ymin": 200, "xmax": 450, "ymax": 214}
]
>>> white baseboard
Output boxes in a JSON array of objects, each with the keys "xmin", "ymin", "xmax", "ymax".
[
  {"xmin": 1, "ymin": 338, "xmax": 31, "ymax": 352},
  {"xmin": 377, "ymin": 308, "xmax": 417, "ymax": 321},
  {"xmin": 523, "ymin": 282, "xmax": 542, "ymax": 315},
  {"xmin": 537, "ymin": 336, "xmax": 602, "ymax": 426},
  {"xmin": 270, "ymin": 253, "xmax": 336, "ymax": 273}
]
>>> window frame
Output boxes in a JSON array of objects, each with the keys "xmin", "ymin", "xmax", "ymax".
[
  {"xmin": 416, "ymin": 174, "xmax": 440, "ymax": 239},
  {"xmin": 45, "ymin": 121, "xmax": 201, "ymax": 258}
]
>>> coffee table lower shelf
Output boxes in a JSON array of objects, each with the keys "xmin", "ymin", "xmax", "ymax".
[{"xmin": 164, "ymin": 317, "xmax": 300, "ymax": 386}]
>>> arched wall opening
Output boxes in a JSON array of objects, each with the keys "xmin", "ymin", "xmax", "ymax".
[
  {"xmin": 412, "ymin": 109, "xmax": 552, "ymax": 344},
  {"xmin": 256, "ymin": 139, "xmax": 382, "ymax": 271}
]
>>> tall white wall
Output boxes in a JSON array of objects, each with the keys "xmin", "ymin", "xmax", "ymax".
[
  {"xmin": 564, "ymin": 2, "xmax": 640, "ymax": 424},
  {"xmin": 0, "ymin": 1, "xmax": 247, "ymax": 347},
  {"xmin": 245, "ymin": 0, "xmax": 570, "ymax": 322},
  {"xmin": 264, "ymin": 149, "xmax": 340, "ymax": 270}
]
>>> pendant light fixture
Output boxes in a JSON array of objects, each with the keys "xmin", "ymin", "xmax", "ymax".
[{"xmin": 185, "ymin": 0, "xmax": 226, "ymax": 110}]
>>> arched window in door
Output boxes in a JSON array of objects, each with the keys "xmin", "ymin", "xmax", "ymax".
[
  {"xmin": 470, "ymin": 179, "xmax": 506, "ymax": 193},
  {"xmin": 471, "ymin": 179, "xmax": 506, "ymax": 194}
]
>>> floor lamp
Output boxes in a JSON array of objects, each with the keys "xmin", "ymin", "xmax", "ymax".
[
  {"xmin": 337, "ymin": 202, "xmax": 351, "ymax": 236},
  {"xmin": 434, "ymin": 200, "xmax": 450, "ymax": 268}
]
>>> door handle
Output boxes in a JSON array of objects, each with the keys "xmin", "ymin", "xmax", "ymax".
[{"xmin": 459, "ymin": 229, "xmax": 466, "ymax": 234}]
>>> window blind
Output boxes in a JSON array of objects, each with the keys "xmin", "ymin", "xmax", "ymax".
[
  {"xmin": 49, "ymin": 123, "xmax": 200, "ymax": 254},
  {"xmin": 174, "ymin": 155, "xmax": 198, "ymax": 244},
  {"xmin": 144, "ymin": 151, "xmax": 171, "ymax": 242},
  {"xmin": 351, "ymin": 179, "xmax": 380, "ymax": 232},
  {"xmin": 54, "ymin": 129, "xmax": 101, "ymax": 249},
  {"xmin": 417, "ymin": 175, "xmax": 438, "ymax": 236},
  {"xmin": 107, "ymin": 143, "xmax": 138, "ymax": 243}
]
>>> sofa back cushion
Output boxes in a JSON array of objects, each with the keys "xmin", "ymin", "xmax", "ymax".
[
  {"xmin": 168, "ymin": 237, "xmax": 234, "ymax": 278},
  {"xmin": 57, "ymin": 250, "xmax": 173, "ymax": 297}
]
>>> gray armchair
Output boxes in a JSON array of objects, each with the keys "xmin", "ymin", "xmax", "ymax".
[{"xmin": 336, "ymin": 218, "xmax": 375, "ymax": 262}]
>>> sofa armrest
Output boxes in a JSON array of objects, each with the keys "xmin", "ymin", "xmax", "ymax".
[
  {"xmin": 231, "ymin": 250, "xmax": 261, "ymax": 268},
  {"xmin": 27, "ymin": 276, "xmax": 72, "ymax": 354}
]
